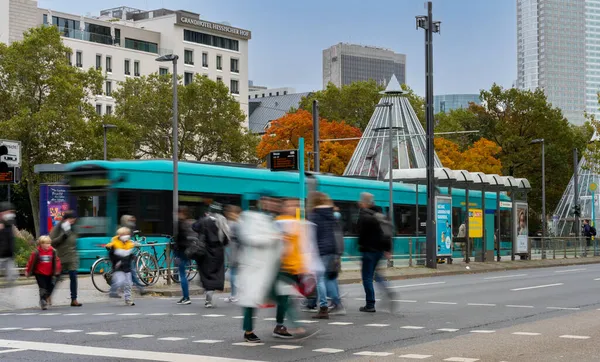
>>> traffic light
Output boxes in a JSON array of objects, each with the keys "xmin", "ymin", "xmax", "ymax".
[
  {"xmin": 572, "ymin": 204, "xmax": 582, "ymax": 217},
  {"xmin": 0, "ymin": 145, "xmax": 7, "ymax": 172}
]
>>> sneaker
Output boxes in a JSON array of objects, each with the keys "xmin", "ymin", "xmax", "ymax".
[
  {"xmin": 225, "ymin": 297, "xmax": 238, "ymax": 303},
  {"xmin": 40, "ymin": 299, "xmax": 47, "ymax": 310},
  {"xmin": 177, "ymin": 297, "xmax": 191, "ymax": 305},
  {"xmin": 125, "ymin": 300, "xmax": 135, "ymax": 306},
  {"xmin": 205, "ymin": 301, "xmax": 213, "ymax": 308},
  {"xmin": 244, "ymin": 332, "xmax": 261, "ymax": 343},
  {"xmin": 329, "ymin": 303, "xmax": 347, "ymax": 316},
  {"xmin": 359, "ymin": 306, "xmax": 376, "ymax": 313},
  {"xmin": 313, "ymin": 306, "xmax": 329, "ymax": 319},
  {"xmin": 273, "ymin": 325, "xmax": 294, "ymax": 339}
]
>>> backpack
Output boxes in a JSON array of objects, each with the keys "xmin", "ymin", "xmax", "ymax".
[
  {"xmin": 367, "ymin": 209, "xmax": 394, "ymax": 243},
  {"xmin": 591, "ymin": 226, "xmax": 597, "ymax": 236}
]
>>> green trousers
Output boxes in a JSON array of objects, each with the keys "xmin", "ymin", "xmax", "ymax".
[{"xmin": 243, "ymin": 273, "xmax": 299, "ymax": 332}]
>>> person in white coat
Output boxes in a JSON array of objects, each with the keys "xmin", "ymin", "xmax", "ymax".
[{"xmin": 236, "ymin": 194, "xmax": 283, "ymax": 343}]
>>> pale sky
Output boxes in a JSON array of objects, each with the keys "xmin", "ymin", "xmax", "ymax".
[{"xmin": 38, "ymin": 0, "xmax": 517, "ymax": 96}]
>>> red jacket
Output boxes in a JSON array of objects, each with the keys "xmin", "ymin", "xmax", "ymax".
[{"xmin": 25, "ymin": 246, "xmax": 62, "ymax": 276}]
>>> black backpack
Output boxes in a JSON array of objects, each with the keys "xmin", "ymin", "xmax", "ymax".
[{"xmin": 591, "ymin": 226, "xmax": 597, "ymax": 236}]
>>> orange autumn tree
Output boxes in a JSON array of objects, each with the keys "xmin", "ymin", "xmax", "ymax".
[
  {"xmin": 257, "ymin": 109, "xmax": 362, "ymax": 175},
  {"xmin": 434, "ymin": 137, "xmax": 503, "ymax": 175}
]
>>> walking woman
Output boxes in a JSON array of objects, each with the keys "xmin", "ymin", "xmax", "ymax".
[{"xmin": 50, "ymin": 211, "xmax": 82, "ymax": 307}]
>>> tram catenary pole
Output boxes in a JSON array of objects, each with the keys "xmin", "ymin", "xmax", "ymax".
[{"xmin": 417, "ymin": 1, "xmax": 441, "ymax": 269}]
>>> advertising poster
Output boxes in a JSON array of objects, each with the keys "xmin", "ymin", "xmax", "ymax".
[
  {"xmin": 436, "ymin": 196, "xmax": 453, "ymax": 256},
  {"xmin": 468, "ymin": 209, "xmax": 483, "ymax": 238},
  {"xmin": 39, "ymin": 184, "xmax": 71, "ymax": 235},
  {"xmin": 515, "ymin": 203, "xmax": 529, "ymax": 254}
]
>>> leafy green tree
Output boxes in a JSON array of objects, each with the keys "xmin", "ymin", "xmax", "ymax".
[
  {"xmin": 466, "ymin": 84, "xmax": 590, "ymax": 230},
  {"xmin": 435, "ymin": 108, "xmax": 481, "ymax": 150},
  {"xmin": 0, "ymin": 25, "xmax": 106, "ymax": 235},
  {"xmin": 113, "ymin": 74, "xmax": 258, "ymax": 163}
]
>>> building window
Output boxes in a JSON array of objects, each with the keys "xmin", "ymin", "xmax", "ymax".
[
  {"xmin": 202, "ymin": 52, "xmax": 208, "ymax": 68},
  {"xmin": 184, "ymin": 72, "xmax": 194, "ymax": 86},
  {"xmin": 230, "ymin": 58, "xmax": 239, "ymax": 73},
  {"xmin": 106, "ymin": 105, "xmax": 112, "ymax": 115},
  {"xmin": 184, "ymin": 49, "xmax": 194, "ymax": 65},
  {"xmin": 66, "ymin": 51, "xmax": 72, "ymax": 65},
  {"xmin": 106, "ymin": 56, "xmax": 112, "ymax": 72},
  {"xmin": 276, "ymin": 91, "xmax": 279, "ymax": 96},
  {"xmin": 134, "ymin": 61, "xmax": 140, "ymax": 76},
  {"xmin": 159, "ymin": 67, "xmax": 168, "ymax": 76},
  {"xmin": 216, "ymin": 55, "xmax": 222, "ymax": 70},
  {"xmin": 114, "ymin": 29, "xmax": 121, "ymax": 46},
  {"xmin": 254, "ymin": 94, "xmax": 258, "ymax": 98},
  {"xmin": 96, "ymin": 54, "xmax": 102, "ymax": 70},
  {"xmin": 124, "ymin": 38, "xmax": 158, "ymax": 53},
  {"xmin": 183, "ymin": 29, "xmax": 239, "ymax": 51},
  {"xmin": 43, "ymin": 14, "xmax": 48, "ymax": 25},
  {"xmin": 76, "ymin": 51, "xmax": 83, "ymax": 67},
  {"xmin": 96, "ymin": 104, "xmax": 102, "ymax": 115},
  {"xmin": 284, "ymin": 90, "xmax": 287, "ymax": 95},
  {"xmin": 124, "ymin": 59, "xmax": 130, "ymax": 75},
  {"xmin": 230, "ymin": 79, "xmax": 239, "ymax": 95},
  {"xmin": 216, "ymin": 76, "xmax": 222, "ymax": 83},
  {"xmin": 106, "ymin": 81, "xmax": 112, "ymax": 97}
]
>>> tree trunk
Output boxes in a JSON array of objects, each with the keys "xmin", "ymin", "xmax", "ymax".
[{"xmin": 27, "ymin": 176, "xmax": 40, "ymax": 237}]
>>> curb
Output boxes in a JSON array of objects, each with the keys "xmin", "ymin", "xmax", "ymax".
[{"xmin": 147, "ymin": 258, "xmax": 600, "ymax": 297}]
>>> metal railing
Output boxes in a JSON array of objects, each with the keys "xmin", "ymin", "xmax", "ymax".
[{"xmin": 529, "ymin": 236, "xmax": 598, "ymax": 259}]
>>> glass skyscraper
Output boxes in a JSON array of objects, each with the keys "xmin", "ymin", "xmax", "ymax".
[
  {"xmin": 517, "ymin": 0, "xmax": 588, "ymax": 125},
  {"xmin": 434, "ymin": 94, "xmax": 481, "ymax": 114}
]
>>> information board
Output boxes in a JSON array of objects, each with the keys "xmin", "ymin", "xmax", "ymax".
[
  {"xmin": 514, "ymin": 202, "xmax": 529, "ymax": 254},
  {"xmin": 269, "ymin": 150, "xmax": 298, "ymax": 171},
  {"xmin": 436, "ymin": 196, "xmax": 453, "ymax": 256},
  {"xmin": 468, "ymin": 209, "xmax": 483, "ymax": 238},
  {"xmin": 0, "ymin": 168, "xmax": 14, "ymax": 183},
  {"xmin": 39, "ymin": 184, "xmax": 73, "ymax": 235}
]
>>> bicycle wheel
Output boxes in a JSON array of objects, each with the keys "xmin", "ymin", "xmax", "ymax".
[
  {"xmin": 90, "ymin": 258, "xmax": 113, "ymax": 293},
  {"xmin": 171, "ymin": 258, "xmax": 198, "ymax": 283},
  {"xmin": 136, "ymin": 252, "xmax": 159, "ymax": 286}
]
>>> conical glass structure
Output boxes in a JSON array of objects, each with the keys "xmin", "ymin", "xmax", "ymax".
[
  {"xmin": 553, "ymin": 132, "xmax": 599, "ymax": 236},
  {"xmin": 343, "ymin": 74, "xmax": 442, "ymax": 178}
]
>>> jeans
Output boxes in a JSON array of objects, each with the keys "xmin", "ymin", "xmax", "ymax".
[
  {"xmin": 316, "ymin": 254, "xmax": 341, "ymax": 308},
  {"xmin": 177, "ymin": 253, "xmax": 190, "ymax": 299},
  {"xmin": 0, "ymin": 258, "xmax": 17, "ymax": 285},
  {"xmin": 112, "ymin": 271, "xmax": 132, "ymax": 301},
  {"xmin": 361, "ymin": 251, "xmax": 388, "ymax": 309},
  {"xmin": 57, "ymin": 270, "xmax": 78, "ymax": 301},
  {"xmin": 229, "ymin": 266, "xmax": 237, "ymax": 297}
]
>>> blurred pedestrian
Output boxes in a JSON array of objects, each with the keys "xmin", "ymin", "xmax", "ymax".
[
  {"xmin": 307, "ymin": 192, "xmax": 344, "ymax": 319},
  {"xmin": 357, "ymin": 192, "xmax": 393, "ymax": 313},
  {"xmin": 224, "ymin": 205, "xmax": 242, "ymax": 303},
  {"xmin": 106, "ymin": 227, "xmax": 135, "ymax": 306},
  {"xmin": 119, "ymin": 215, "xmax": 146, "ymax": 295},
  {"xmin": 236, "ymin": 193, "xmax": 282, "ymax": 343},
  {"xmin": 173, "ymin": 206, "xmax": 197, "ymax": 305},
  {"xmin": 50, "ymin": 210, "xmax": 82, "ymax": 307},
  {"xmin": 25, "ymin": 235, "xmax": 61, "ymax": 310},
  {"xmin": 193, "ymin": 202, "xmax": 229, "ymax": 308},
  {"xmin": 0, "ymin": 202, "xmax": 17, "ymax": 287}
]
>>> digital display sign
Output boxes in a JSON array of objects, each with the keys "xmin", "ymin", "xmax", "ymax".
[
  {"xmin": 269, "ymin": 150, "xmax": 298, "ymax": 171},
  {"xmin": 69, "ymin": 173, "xmax": 111, "ymax": 189},
  {"xmin": 0, "ymin": 169, "xmax": 14, "ymax": 183}
]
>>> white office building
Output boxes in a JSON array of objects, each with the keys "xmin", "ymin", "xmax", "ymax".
[
  {"xmin": 0, "ymin": 0, "xmax": 251, "ymax": 125},
  {"xmin": 248, "ymin": 81, "xmax": 295, "ymax": 99}
]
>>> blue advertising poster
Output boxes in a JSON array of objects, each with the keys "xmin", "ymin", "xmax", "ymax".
[
  {"xmin": 39, "ymin": 184, "xmax": 71, "ymax": 236},
  {"xmin": 436, "ymin": 196, "xmax": 453, "ymax": 256}
]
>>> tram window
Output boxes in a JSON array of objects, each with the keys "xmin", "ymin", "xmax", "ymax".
[
  {"xmin": 418, "ymin": 208, "xmax": 427, "ymax": 234},
  {"xmin": 139, "ymin": 191, "xmax": 170, "ymax": 234},
  {"xmin": 249, "ymin": 200, "xmax": 258, "ymax": 211},
  {"xmin": 500, "ymin": 210, "xmax": 512, "ymax": 239},
  {"xmin": 179, "ymin": 193, "xmax": 241, "ymax": 220},
  {"xmin": 333, "ymin": 201, "xmax": 359, "ymax": 236},
  {"xmin": 73, "ymin": 193, "xmax": 108, "ymax": 236},
  {"xmin": 452, "ymin": 207, "xmax": 463, "ymax": 236},
  {"xmin": 394, "ymin": 205, "xmax": 416, "ymax": 235}
]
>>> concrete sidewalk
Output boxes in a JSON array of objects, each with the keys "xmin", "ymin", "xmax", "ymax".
[{"xmin": 2, "ymin": 256, "xmax": 599, "ymax": 311}]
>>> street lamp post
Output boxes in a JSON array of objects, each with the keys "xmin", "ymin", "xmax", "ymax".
[
  {"xmin": 102, "ymin": 124, "xmax": 117, "ymax": 160},
  {"xmin": 375, "ymin": 103, "xmax": 395, "ymax": 227},
  {"xmin": 531, "ymin": 138, "xmax": 546, "ymax": 259},
  {"xmin": 417, "ymin": 1, "xmax": 441, "ymax": 269},
  {"xmin": 156, "ymin": 53, "xmax": 179, "ymax": 237}
]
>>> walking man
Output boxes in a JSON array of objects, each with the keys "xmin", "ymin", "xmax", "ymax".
[
  {"xmin": 50, "ymin": 211, "xmax": 82, "ymax": 307},
  {"xmin": 357, "ymin": 193, "xmax": 392, "ymax": 313},
  {"xmin": 0, "ymin": 202, "xmax": 17, "ymax": 287}
]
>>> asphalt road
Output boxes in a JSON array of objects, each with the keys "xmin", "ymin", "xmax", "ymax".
[{"xmin": 1, "ymin": 264, "xmax": 600, "ymax": 361}]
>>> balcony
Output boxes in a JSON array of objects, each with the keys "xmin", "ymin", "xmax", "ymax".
[{"xmin": 58, "ymin": 26, "xmax": 113, "ymax": 45}]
